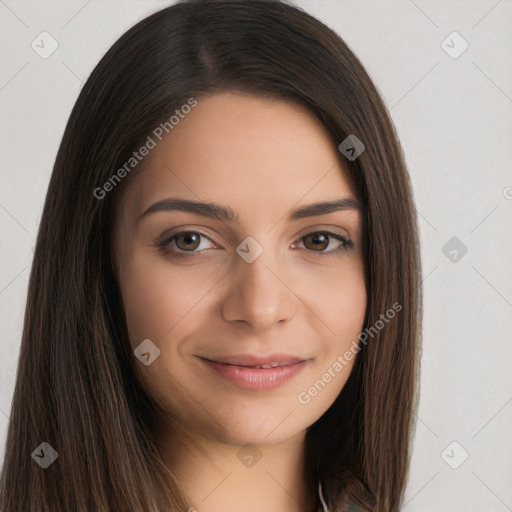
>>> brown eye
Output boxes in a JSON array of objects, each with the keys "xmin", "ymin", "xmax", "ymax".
[
  {"xmin": 154, "ymin": 230, "xmax": 217, "ymax": 258},
  {"xmin": 303, "ymin": 232, "xmax": 329, "ymax": 251},
  {"xmin": 295, "ymin": 231, "xmax": 353, "ymax": 256},
  {"xmin": 174, "ymin": 232, "xmax": 201, "ymax": 251}
]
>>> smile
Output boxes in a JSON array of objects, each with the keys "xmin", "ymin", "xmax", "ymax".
[{"xmin": 198, "ymin": 356, "xmax": 308, "ymax": 391}]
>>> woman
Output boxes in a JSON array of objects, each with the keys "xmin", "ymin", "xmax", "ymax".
[{"xmin": 0, "ymin": 1, "xmax": 422, "ymax": 511}]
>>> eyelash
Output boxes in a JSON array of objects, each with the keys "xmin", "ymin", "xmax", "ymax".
[{"xmin": 154, "ymin": 229, "xmax": 354, "ymax": 259}]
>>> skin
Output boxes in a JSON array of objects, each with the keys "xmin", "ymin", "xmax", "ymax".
[{"xmin": 113, "ymin": 91, "xmax": 367, "ymax": 512}]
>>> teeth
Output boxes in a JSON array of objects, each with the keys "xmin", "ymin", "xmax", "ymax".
[{"xmin": 252, "ymin": 362, "xmax": 293, "ymax": 369}]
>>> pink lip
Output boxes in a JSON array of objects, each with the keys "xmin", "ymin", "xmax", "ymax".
[{"xmin": 199, "ymin": 354, "xmax": 308, "ymax": 391}]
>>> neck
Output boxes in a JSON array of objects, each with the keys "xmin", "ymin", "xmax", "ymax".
[{"xmin": 154, "ymin": 418, "xmax": 319, "ymax": 512}]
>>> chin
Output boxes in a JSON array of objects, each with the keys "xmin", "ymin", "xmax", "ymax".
[{"xmin": 203, "ymin": 410, "xmax": 309, "ymax": 447}]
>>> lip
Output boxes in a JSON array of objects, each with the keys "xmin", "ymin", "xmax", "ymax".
[{"xmin": 198, "ymin": 354, "xmax": 308, "ymax": 391}]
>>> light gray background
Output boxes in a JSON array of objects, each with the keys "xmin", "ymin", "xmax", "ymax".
[{"xmin": 1, "ymin": 1, "xmax": 511, "ymax": 510}]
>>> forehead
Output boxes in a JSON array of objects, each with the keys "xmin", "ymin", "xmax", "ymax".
[{"xmin": 123, "ymin": 92, "xmax": 357, "ymax": 222}]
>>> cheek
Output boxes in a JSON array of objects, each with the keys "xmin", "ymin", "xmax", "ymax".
[
  {"xmin": 304, "ymin": 260, "xmax": 367, "ymax": 339},
  {"xmin": 297, "ymin": 272, "xmax": 365, "ymax": 412},
  {"xmin": 304, "ymin": 261, "xmax": 366, "ymax": 402},
  {"xmin": 118, "ymin": 254, "xmax": 210, "ymax": 347},
  {"xmin": 333, "ymin": 278, "xmax": 367, "ymax": 341}
]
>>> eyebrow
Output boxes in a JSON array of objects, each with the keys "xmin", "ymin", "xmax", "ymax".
[{"xmin": 138, "ymin": 197, "xmax": 362, "ymax": 224}]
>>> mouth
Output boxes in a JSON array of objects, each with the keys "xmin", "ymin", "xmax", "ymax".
[
  {"xmin": 199, "ymin": 353, "xmax": 305, "ymax": 368},
  {"xmin": 200, "ymin": 359, "xmax": 301, "ymax": 369},
  {"xmin": 197, "ymin": 354, "xmax": 309, "ymax": 391}
]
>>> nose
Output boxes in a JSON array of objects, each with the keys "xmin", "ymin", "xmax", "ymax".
[{"xmin": 221, "ymin": 243, "xmax": 297, "ymax": 333}]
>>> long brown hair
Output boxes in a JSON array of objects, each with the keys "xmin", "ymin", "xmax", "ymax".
[{"xmin": 0, "ymin": 1, "xmax": 422, "ymax": 510}]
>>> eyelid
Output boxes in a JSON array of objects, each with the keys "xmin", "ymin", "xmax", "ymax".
[
  {"xmin": 156, "ymin": 223, "xmax": 351, "ymax": 241},
  {"xmin": 154, "ymin": 225, "xmax": 354, "ymax": 257},
  {"xmin": 154, "ymin": 226, "xmax": 219, "ymax": 249},
  {"xmin": 295, "ymin": 223, "xmax": 350, "ymax": 239}
]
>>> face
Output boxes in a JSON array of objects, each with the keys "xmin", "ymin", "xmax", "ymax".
[{"xmin": 113, "ymin": 91, "xmax": 367, "ymax": 447}]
